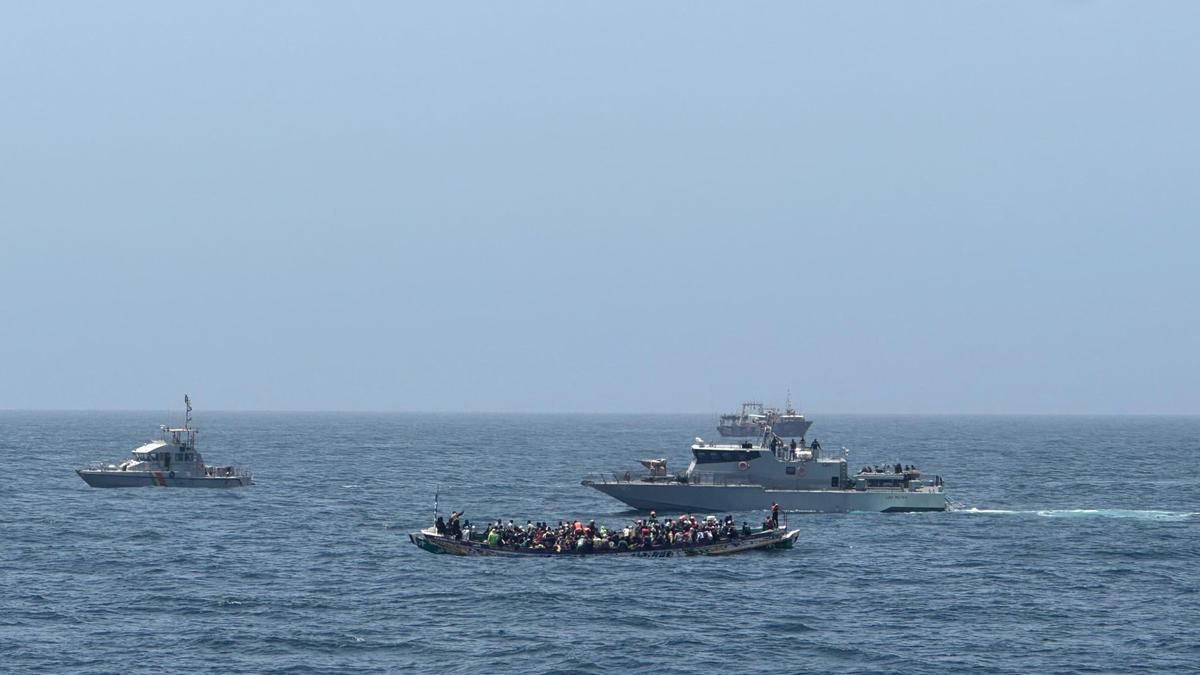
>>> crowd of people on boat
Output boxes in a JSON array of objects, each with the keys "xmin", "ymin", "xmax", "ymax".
[{"xmin": 433, "ymin": 504, "xmax": 784, "ymax": 553}]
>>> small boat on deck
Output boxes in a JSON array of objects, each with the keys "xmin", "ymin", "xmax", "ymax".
[{"xmin": 410, "ymin": 521, "xmax": 799, "ymax": 558}]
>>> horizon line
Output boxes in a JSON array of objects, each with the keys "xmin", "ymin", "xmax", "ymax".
[{"xmin": 0, "ymin": 408, "xmax": 1196, "ymax": 417}]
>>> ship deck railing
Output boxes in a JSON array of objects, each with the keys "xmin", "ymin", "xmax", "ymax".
[
  {"xmin": 80, "ymin": 462, "xmax": 117, "ymax": 471},
  {"xmin": 80, "ymin": 462, "xmax": 252, "ymax": 478},
  {"xmin": 586, "ymin": 471, "xmax": 944, "ymax": 492},
  {"xmin": 584, "ymin": 471, "xmax": 761, "ymax": 487},
  {"xmin": 203, "ymin": 466, "xmax": 253, "ymax": 479}
]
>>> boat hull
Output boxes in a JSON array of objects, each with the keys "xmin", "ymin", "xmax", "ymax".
[
  {"xmin": 583, "ymin": 480, "xmax": 945, "ymax": 513},
  {"xmin": 76, "ymin": 470, "xmax": 250, "ymax": 488},
  {"xmin": 410, "ymin": 527, "xmax": 799, "ymax": 557}
]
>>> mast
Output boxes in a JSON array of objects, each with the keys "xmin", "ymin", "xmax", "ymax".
[{"xmin": 182, "ymin": 394, "xmax": 196, "ymax": 449}]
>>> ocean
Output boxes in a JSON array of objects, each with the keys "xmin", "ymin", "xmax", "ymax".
[{"xmin": 1, "ymin": 412, "xmax": 1197, "ymax": 673}]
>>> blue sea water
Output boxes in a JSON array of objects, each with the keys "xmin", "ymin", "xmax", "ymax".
[{"xmin": 1, "ymin": 412, "xmax": 1197, "ymax": 674}]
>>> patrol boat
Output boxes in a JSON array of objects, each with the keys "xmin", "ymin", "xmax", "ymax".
[
  {"xmin": 582, "ymin": 429, "xmax": 945, "ymax": 513},
  {"xmin": 76, "ymin": 396, "xmax": 252, "ymax": 488},
  {"xmin": 718, "ymin": 396, "xmax": 812, "ymax": 438}
]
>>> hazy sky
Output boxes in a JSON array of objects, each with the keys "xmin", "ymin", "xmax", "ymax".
[{"xmin": 2, "ymin": 2, "xmax": 1197, "ymax": 413}]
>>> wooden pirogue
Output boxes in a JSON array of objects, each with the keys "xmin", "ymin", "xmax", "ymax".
[{"xmin": 410, "ymin": 523, "xmax": 799, "ymax": 558}]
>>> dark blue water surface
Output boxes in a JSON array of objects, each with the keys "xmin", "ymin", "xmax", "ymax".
[{"xmin": 2, "ymin": 413, "xmax": 1197, "ymax": 673}]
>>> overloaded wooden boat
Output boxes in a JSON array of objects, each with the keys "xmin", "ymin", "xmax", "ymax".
[{"xmin": 410, "ymin": 523, "xmax": 799, "ymax": 557}]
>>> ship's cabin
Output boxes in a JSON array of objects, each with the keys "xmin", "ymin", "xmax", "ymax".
[
  {"xmin": 159, "ymin": 425, "xmax": 197, "ymax": 449},
  {"xmin": 690, "ymin": 436, "xmax": 817, "ymax": 465},
  {"xmin": 683, "ymin": 436, "xmax": 849, "ymax": 489},
  {"xmin": 121, "ymin": 439, "xmax": 204, "ymax": 473}
]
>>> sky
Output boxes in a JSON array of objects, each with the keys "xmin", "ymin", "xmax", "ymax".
[{"xmin": 1, "ymin": 2, "xmax": 1197, "ymax": 414}]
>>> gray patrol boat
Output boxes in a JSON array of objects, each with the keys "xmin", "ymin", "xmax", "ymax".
[
  {"xmin": 76, "ymin": 396, "xmax": 252, "ymax": 488},
  {"xmin": 583, "ymin": 427, "xmax": 945, "ymax": 513}
]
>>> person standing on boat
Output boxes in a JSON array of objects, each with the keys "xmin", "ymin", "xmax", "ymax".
[{"xmin": 770, "ymin": 502, "xmax": 780, "ymax": 528}]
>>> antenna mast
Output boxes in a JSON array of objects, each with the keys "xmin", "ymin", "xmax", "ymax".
[{"xmin": 184, "ymin": 394, "xmax": 193, "ymax": 430}]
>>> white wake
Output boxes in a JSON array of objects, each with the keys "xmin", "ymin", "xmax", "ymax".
[{"xmin": 957, "ymin": 507, "xmax": 1196, "ymax": 522}]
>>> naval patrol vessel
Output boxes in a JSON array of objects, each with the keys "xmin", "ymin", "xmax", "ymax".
[
  {"xmin": 76, "ymin": 396, "xmax": 252, "ymax": 488},
  {"xmin": 583, "ymin": 426, "xmax": 945, "ymax": 513}
]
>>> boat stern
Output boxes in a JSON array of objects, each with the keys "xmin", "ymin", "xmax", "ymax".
[{"xmin": 776, "ymin": 528, "xmax": 801, "ymax": 549}]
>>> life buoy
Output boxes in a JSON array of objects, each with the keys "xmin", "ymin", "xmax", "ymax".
[
  {"xmin": 738, "ymin": 461, "xmax": 750, "ymax": 471},
  {"xmin": 624, "ymin": 471, "xmax": 632, "ymax": 481},
  {"xmin": 796, "ymin": 467, "xmax": 806, "ymax": 477},
  {"xmin": 168, "ymin": 471, "xmax": 176, "ymax": 479}
]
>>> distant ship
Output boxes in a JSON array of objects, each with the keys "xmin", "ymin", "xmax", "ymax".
[
  {"xmin": 76, "ymin": 395, "xmax": 252, "ymax": 488},
  {"xmin": 718, "ymin": 396, "xmax": 812, "ymax": 438}
]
